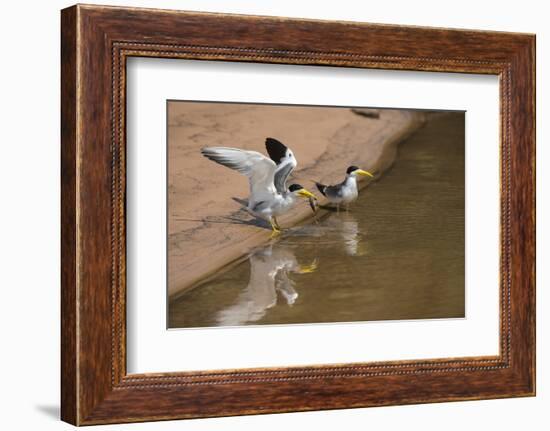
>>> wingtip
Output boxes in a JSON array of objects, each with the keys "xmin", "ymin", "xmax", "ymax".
[
  {"xmin": 200, "ymin": 146, "xmax": 214, "ymax": 155},
  {"xmin": 265, "ymin": 137, "xmax": 282, "ymax": 144},
  {"xmin": 315, "ymin": 182, "xmax": 327, "ymax": 196},
  {"xmin": 200, "ymin": 147, "xmax": 217, "ymax": 161},
  {"xmin": 265, "ymin": 138, "xmax": 287, "ymax": 163}
]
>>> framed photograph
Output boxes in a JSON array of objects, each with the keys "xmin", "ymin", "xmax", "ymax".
[{"xmin": 61, "ymin": 4, "xmax": 535, "ymax": 425}]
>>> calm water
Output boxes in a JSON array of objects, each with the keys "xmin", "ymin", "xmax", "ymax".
[{"xmin": 169, "ymin": 112, "xmax": 465, "ymax": 328}]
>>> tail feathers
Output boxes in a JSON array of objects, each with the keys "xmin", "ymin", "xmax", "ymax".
[{"xmin": 315, "ymin": 182, "xmax": 327, "ymax": 197}]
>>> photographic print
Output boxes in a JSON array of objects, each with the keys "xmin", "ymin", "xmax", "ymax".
[{"xmin": 167, "ymin": 101, "xmax": 465, "ymax": 329}]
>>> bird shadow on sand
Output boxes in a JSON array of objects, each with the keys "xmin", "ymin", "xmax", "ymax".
[
  {"xmin": 207, "ymin": 214, "xmax": 269, "ymax": 229},
  {"xmin": 222, "ymin": 197, "xmax": 271, "ymax": 229},
  {"xmin": 317, "ymin": 204, "xmax": 339, "ymax": 212},
  {"xmin": 177, "ymin": 198, "xmax": 271, "ymax": 230},
  {"xmin": 179, "ymin": 214, "xmax": 270, "ymax": 229}
]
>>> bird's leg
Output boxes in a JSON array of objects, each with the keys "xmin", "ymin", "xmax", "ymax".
[
  {"xmin": 269, "ymin": 218, "xmax": 281, "ymax": 237},
  {"xmin": 345, "ymin": 203, "xmax": 350, "ymax": 212},
  {"xmin": 336, "ymin": 204, "xmax": 340, "ymax": 214},
  {"xmin": 273, "ymin": 216, "xmax": 282, "ymax": 230}
]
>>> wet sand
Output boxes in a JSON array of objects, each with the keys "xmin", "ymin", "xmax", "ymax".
[{"xmin": 168, "ymin": 102, "xmax": 425, "ymax": 298}]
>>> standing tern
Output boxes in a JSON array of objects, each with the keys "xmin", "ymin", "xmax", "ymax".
[
  {"xmin": 315, "ymin": 166, "xmax": 373, "ymax": 212},
  {"xmin": 201, "ymin": 138, "xmax": 316, "ymax": 234}
]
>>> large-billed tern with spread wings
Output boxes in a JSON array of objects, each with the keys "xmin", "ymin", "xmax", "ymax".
[{"xmin": 201, "ymin": 138, "xmax": 316, "ymax": 235}]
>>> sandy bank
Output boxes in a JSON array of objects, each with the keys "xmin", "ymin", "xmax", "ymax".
[{"xmin": 168, "ymin": 103, "xmax": 425, "ymax": 298}]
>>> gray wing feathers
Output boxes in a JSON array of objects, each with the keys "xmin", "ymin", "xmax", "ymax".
[
  {"xmin": 201, "ymin": 147, "xmax": 277, "ymax": 196},
  {"xmin": 324, "ymin": 184, "xmax": 344, "ymax": 199},
  {"xmin": 273, "ymin": 161, "xmax": 295, "ymax": 194}
]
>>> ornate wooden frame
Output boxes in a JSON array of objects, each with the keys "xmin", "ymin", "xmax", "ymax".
[{"xmin": 61, "ymin": 4, "xmax": 535, "ymax": 425}]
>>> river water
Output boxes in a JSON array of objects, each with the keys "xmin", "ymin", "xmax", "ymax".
[{"xmin": 168, "ymin": 112, "xmax": 465, "ymax": 328}]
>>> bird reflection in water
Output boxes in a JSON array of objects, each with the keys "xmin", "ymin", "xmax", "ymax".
[
  {"xmin": 215, "ymin": 212, "xmax": 364, "ymax": 327},
  {"xmin": 215, "ymin": 243, "xmax": 317, "ymax": 327},
  {"xmin": 323, "ymin": 212, "xmax": 366, "ymax": 257},
  {"xmin": 294, "ymin": 211, "xmax": 365, "ymax": 257}
]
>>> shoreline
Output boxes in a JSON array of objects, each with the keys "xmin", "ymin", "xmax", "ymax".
[{"xmin": 168, "ymin": 104, "xmax": 426, "ymax": 299}]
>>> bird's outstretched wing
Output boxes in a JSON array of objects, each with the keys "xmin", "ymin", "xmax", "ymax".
[
  {"xmin": 273, "ymin": 162, "xmax": 295, "ymax": 194},
  {"xmin": 265, "ymin": 138, "xmax": 288, "ymax": 164},
  {"xmin": 265, "ymin": 138, "xmax": 298, "ymax": 194},
  {"xmin": 201, "ymin": 147, "xmax": 277, "ymax": 197}
]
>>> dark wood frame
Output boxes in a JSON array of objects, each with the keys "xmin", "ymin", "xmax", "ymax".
[{"xmin": 61, "ymin": 4, "xmax": 536, "ymax": 425}]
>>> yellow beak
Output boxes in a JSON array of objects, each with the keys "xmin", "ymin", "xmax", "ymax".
[
  {"xmin": 356, "ymin": 169, "xmax": 374, "ymax": 178},
  {"xmin": 297, "ymin": 189, "xmax": 316, "ymax": 199}
]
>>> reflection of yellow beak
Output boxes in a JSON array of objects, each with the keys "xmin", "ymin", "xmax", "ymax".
[
  {"xmin": 356, "ymin": 169, "xmax": 374, "ymax": 178},
  {"xmin": 298, "ymin": 259, "xmax": 318, "ymax": 274},
  {"xmin": 297, "ymin": 189, "xmax": 317, "ymax": 199}
]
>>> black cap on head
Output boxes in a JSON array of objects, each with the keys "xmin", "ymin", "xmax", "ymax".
[
  {"xmin": 288, "ymin": 184, "xmax": 303, "ymax": 192},
  {"xmin": 346, "ymin": 166, "xmax": 360, "ymax": 174}
]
